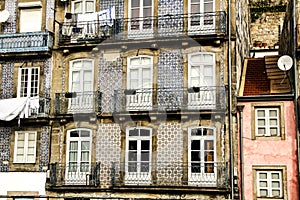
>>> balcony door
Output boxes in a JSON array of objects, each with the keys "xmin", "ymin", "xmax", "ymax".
[
  {"xmin": 126, "ymin": 56, "xmax": 153, "ymax": 111},
  {"xmin": 188, "ymin": 127, "xmax": 216, "ymax": 186},
  {"xmin": 188, "ymin": 53, "xmax": 215, "ymax": 109},
  {"xmin": 69, "ymin": 59, "xmax": 94, "ymax": 113},
  {"xmin": 66, "ymin": 129, "xmax": 92, "ymax": 185},
  {"xmin": 125, "ymin": 127, "xmax": 152, "ymax": 185},
  {"xmin": 128, "ymin": 0, "xmax": 153, "ymax": 38},
  {"xmin": 188, "ymin": 0, "xmax": 215, "ymax": 34}
]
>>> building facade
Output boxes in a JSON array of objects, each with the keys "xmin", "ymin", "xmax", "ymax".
[
  {"xmin": 0, "ymin": 0, "xmax": 250, "ymax": 199},
  {"xmin": 237, "ymin": 56, "xmax": 299, "ymax": 199}
]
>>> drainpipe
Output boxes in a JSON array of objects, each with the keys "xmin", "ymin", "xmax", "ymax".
[
  {"xmin": 228, "ymin": 0, "xmax": 234, "ymax": 198},
  {"xmin": 237, "ymin": 105, "xmax": 245, "ymax": 200},
  {"xmin": 292, "ymin": 0, "xmax": 300, "ymax": 196}
]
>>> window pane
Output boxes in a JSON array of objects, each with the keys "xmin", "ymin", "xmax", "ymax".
[
  {"xmin": 269, "ymin": 110, "xmax": 278, "ymax": 117},
  {"xmin": 191, "ymin": 151, "xmax": 200, "ymax": 161},
  {"xmin": 70, "ymin": 131, "xmax": 79, "ymax": 137},
  {"xmin": 258, "ymin": 119, "xmax": 265, "ymax": 126},
  {"xmin": 80, "ymin": 130, "xmax": 90, "ymax": 137},
  {"xmin": 132, "ymin": 0, "xmax": 140, "ymax": 7},
  {"xmin": 141, "ymin": 162, "xmax": 149, "ymax": 172},
  {"xmin": 259, "ymin": 172, "xmax": 267, "ymax": 179},
  {"xmin": 74, "ymin": 2, "xmax": 82, "ymax": 13},
  {"xmin": 81, "ymin": 152, "xmax": 89, "ymax": 161},
  {"xmin": 129, "ymin": 141, "xmax": 137, "ymax": 150},
  {"xmin": 270, "ymin": 128, "xmax": 278, "ymax": 136},
  {"xmin": 272, "ymin": 190, "xmax": 280, "ymax": 197},
  {"xmin": 140, "ymin": 129, "xmax": 150, "ymax": 136},
  {"xmin": 128, "ymin": 162, "xmax": 137, "ymax": 172},
  {"xmin": 191, "ymin": 140, "xmax": 200, "ymax": 150},
  {"xmin": 257, "ymin": 128, "xmax": 266, "ymax": 135},
  {"xmin": 141, "ymin": 151, "xmax": 149, "ymax": 161},
  {"xmin": 205, "ymin": 140, "xmax": 214, "ymax": 150},
  {"xmin": 70, "ymin": 141, "xmax": 78, "ymax": 150},
  {"xmin": 81, "ymin": 141, "xmax": 90, "ymax": 150},
  {"xmin": 259, "ymin": 181, "xmax": 267, "ymax": 187},
  {"xmin": 86, "ymin": 1, "xmax": 94, "ymax": 13},
  {"xmin": 272, "ymin": 181, "xmax": 280, "ymax": 188},
  {"xmin": 128, "ymin": 151, "xmax": 137, "ymax": 161},
  {"xmin": 272, "ymin": 172, "xmax": 280, "ymax": 179},
  {"xmin": 260, "ymin": 189, "xmax": 268, "ymax": 197},
  {"xmin": 129, "ymin": 129, "xmax": 139, "ymax": 136},
  {"xmin": 257, "ymin": 110, "xmax": 265, "ymax": 117},
  {"xmin": 205, "ymin": 152, "xmax": 214, "ymax": 161},
  {"xmin": 269, "ymin": 119, "xmax": 278, "ymax": 126},
  {"xmin": 141, "ymin": 140, "xmax": 150, "ymax": 150}
]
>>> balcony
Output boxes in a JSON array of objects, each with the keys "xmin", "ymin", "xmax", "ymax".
[
  {"xmin": 111, "ymin": 86, "xmax": 226, "ymax": 113},
  {"xmin": 47, "ymin": 162, "xmax": 228, "ymax": 189},
  {"xmin": 54, "ymin": 91, "xmax": 101, "ymax": 115},
  {"xmin": 0, "ymin": 31, "xmax": 53, "ymax": 54},
  {"xmin": 58, "ymin": 11, "xmax": 226, "ymax": 45},
  {"xmin": 0, "ymin": 96, "xmax": 50, "ymax": 121},
  {"xmin": 47, "ymin": 162, "xmax": 100, "ymax": 186}
]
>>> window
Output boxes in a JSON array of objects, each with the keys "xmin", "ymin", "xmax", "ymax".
[
  {"xmin": 18, "ymin": 67, "xmax": 40, "ymax": 98},
  {"xmin": 188, "ymin": 0, "xmax": 215, "ymax": 32},
  {"xmin": 19, "ymin": 3, "xmax": 42, "ymax": 32},
  {"xmin": 126, "ymin": 56, "xmax": 153, "ymax": 110},
  {"xmin": 72, "ymin": 0, "xmax": 95, "ymax": 14},
  {"xmin": 256, "ymin": 107, "xmax": 280, "ymax": 137},
  {"xmin": 188, "ymin": 53, "xmax": 216, "ymax": 109},
  {"xmin": 188, "ymin": 126, "xmax": 216, "ymax": 186},
  {"xmin": 128, "ymin": 0, "xmax": 153, "ymax": 36},
  {"xmin": 69, "ymin": 59, "xmax": 94, "ymax": 113},
  {"xmin": 125, "ymin": 127, "xmax": 152, "ymax": 185},
  {"xmin": 66, "ymin": 129, "xmax": 92, "ymax": 185},
  {"xmin": 14, "ymin": 131, "xmax": 37, "ymax": 163},
  {"xmin": 256, "ymin": 170, "xmax": 283, "ymax": 198}
]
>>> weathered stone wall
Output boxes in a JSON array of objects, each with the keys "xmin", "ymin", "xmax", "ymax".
[{"xmin": 250, "ymin": 12, "xmax": 285, "ymax": 48}]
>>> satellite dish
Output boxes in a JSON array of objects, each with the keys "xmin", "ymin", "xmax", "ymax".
[
  {"xmin": 0, "ymin": 10, "xmax": 9, "ymax": 23},
  {"xmin": 277, "ymin": 55, "xmax": 293, "ymax": 71}
]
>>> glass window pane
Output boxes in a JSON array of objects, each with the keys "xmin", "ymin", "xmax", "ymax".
[
  {"xmin": 74, "ymin": 2, "xmax": 82, "ymax": 13},
  {"xmin": 80, "ymin": 130, "xmax": 90, "ymax": 137},
  {"xmin": 272, "ymin": 190, "xmax": 280, "ymax": 197},
  {"xmin": 129, "ymin": 129, "xmax": 139, "ymax": 136},
  {"xmin": 86, "ymin": 1, "xmax": 94, "ymax": 13},
  {"xmin": 81, "ymin": 141, "xmax": 90, "ymax": 150},
  {"xmin": 141, "ymin": 162, "xmax": 149, "ymax": 172},
  {"xmin": 272, "ymin": 173, "xmax": 280, "ymax": 179},
  {"xmin": 258, "ymin": 119, "xmax": 266, "ymax": 126},
  {"xmin": 128, "ymin": 151, "xmax": 137, "ymax": 161},
  {"xmin": 140, "ymin": 129, "xmax": 150, "ymax": 136},
  {"xmin": 70, "ymin": 131, "xmax": 79, "ymax": 137},
  {"xmin": 259, "ymin": 181, "xmax": 268, "ymax": 187},
  {"xmin": 269, "ymin": 119, "xmax": 278, "ymax": 126},
  {"xmin": 128, "ymin": 162, "xmax": 137, "ymax": 172},
  {"xmin": 205, "ymin": 140, "xmax": 214, "ymax": 150},
  {"xmin": 272, "ymin": 181, "xmax": 280, "ymax": 188},
  {"xmin": 259, "ymin": 172, "xmax": 267, "ymax": 179},
  {"xmin": 129, "ymin": 141, "xmax": 137, "ymax": 150},
  {"xmin": 70, "ymin": 141, "xmax": 78, "ymax": 150},
  {"xmin": 141, "ymin": 140, "xmax": 150, "ymax": 150},
  {"xmin": 257, "ymin": 110, "xmax": 265, "ymax": 117},
  {"xmin": 270, "ymin": 128, "xmax": 278, "ymax": 136},
  {"xmin": 205, "ymin": 152, "xmax": 214, "ymax": 161},
  {"xmin": 191, "ymin": 140, "xmax": 200, "ymax": 150},
  {"xmin": 81, "ymin": 152, "xmax": 89, "ymax": 161},
  {"xmin": 132, "ymin": 0, "xmax": 140, "ymax": 7},
  {"xmin": 141, "ymin": 151, "xmax": 149, "ymax": 161},
  {"xmin": 260, "ymin": 189, "xmax": 268, "ymax": 197},
  {"xmin": 191, "ymin": 151, "xmax": 200, "ymax": 161},
  {"xmin": 257, "ymin": 128, "xmax": 265, "ymax": 135},
  {"xmin": 269, "ymin": 110, "xmax": 278, "ymax": 117}
]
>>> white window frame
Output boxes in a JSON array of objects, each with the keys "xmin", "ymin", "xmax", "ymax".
[
  {"xmin": 71, "ymin": 0, "xmax": 95, "ymax": 14},
  {"xmin": 68, "ymin": 59, "xmax": 94, "ymax": 113},
  {"xmin": 188, "ymin": 0, "xmax": 215, "ymax": 34},
  {"xmin": 188, "ymin": 52, "xmax": 216, "ymax": 109},
  {"xmin": 188, "ymin": 126, "xmax": 216, "ymax": 186},
  {"xmin": 125, "ymin": 127, "xmax": 152, "ymax": 185},
  {"xmin": 126, "ymin": 55, "xmax": 153, "ymax": 111},
  {"xmin": 17, "ymin": 67, "xmax": 40, "ymax": 98},
  {"xmin": 13, "ymin": 131, "xmax": 37, "ymax": 163},
  {"xmin": 66, "ymin": 128, "xmax": 92, "ymax": 185},
  {"xmin": 256, "ymin": 170, "xmax": 283, "ymax": 198},
  {"xmin": 128, "ymin": 0, "xmax": 154, "ymax": 38},
  {"xmin": 255, "ymin": 107, "xmax": 280, "ymax": 137}
]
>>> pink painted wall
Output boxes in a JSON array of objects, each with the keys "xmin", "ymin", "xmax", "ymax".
[{"xmin": 237, "ymin": 101, "xmax": 299, "ymax": 200}]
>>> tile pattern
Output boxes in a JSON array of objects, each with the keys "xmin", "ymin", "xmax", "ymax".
[
  {"xmin": 0, "ymin": 127, "xmax": 11, "ymax": 172},
  {"xmin": 3, "ymin": 0, "xmax": 16, "ymax": 33},
  {"xmin": 98, "ymin": 57, "xmax": 122, "ymax": 113},
  {"xmin": 1, "ymin": 62, "xmax": 14, "ymax": 98},
  {"xmin": 96, "ymin": 123, "xmax": 121, "ymax": 188},
  {"xmin": 46, "ymin": 0, "xmax": 55, "ymax": 30},
  {"xmin": 39, "ymin": 126, "xmax": 50, "ymax": 172},
  {"xmin": 158, "ymin": 0, "xmax": 183, "ymax": 16},
  {"xmin": 156, "ymin": 122, "xmax": 183, "ymax": 185},
  {"xmin": 157, "ymin": 50, "xmax": 184, "ymax": 109},
  {"xmin": 100, "ymin": 0, "xmax": 124, "ymax": 18},
  {"xmin": 43, "ymin": 58, "xmax": 52, "ymax": 97}
]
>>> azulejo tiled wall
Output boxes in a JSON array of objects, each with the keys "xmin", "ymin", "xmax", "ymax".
[
  {"xmin": 1, "ymin": 62, "xmax": 14, "ymax": 98},
  {"xmin": 96, "ymin": 123, "xmax": 121, "ymax": 188},
  {"xmin": 39, "ymin": 126, "xmax": 51, "ymax": 172},
  {"xmin": 0, "ymin": 127, "xmax": 11, "ymax": 172},
  {"xmin": 156, "ymin": 122, "xmax": 183, "ymax": 185},
  {"xmin": 98, "ymin": 57, "xmax": 123, "ymax": 113}
]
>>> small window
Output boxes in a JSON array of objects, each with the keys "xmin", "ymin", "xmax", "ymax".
[
  {"xmin": 14, "ymin": 131, "xmax": 37, "ymax": 163},
  {"xmin": 256, "ymin": 170, "xmax": 283, "ymax": 198},
  {"xmin": 18, "ymin": 67, "xmax": 40, "ymax": 98},
  {"xmin": 19, "ymin": 6, "xmax": 42, "ymax": 32},
  {"xmin": 72, "ymin": 0, "xmax": 95, "ymax": 14},
  {"xmin": 255, "ymin": 107, "xmax": 280, "ymax": 137}
]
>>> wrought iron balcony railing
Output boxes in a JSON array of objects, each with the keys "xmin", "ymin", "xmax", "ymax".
[
  {"xmin": 54, "ymin": 91, "xmax": 101, "ymax": 115},
  {"xmin": 58, "ymin": 11, "xmax": 226, "ymax": 45},
  {"xmin": 47, "ymin": 162, "xmax": 228, "ymax": 189},
  {"xmin": 0, "ymin": 31, "xmax": 54, "ymax": 53},
  {"xmin": 112, "ymin": 162, "xmax": 228, "ymax": 188},
  {"xmin": 111, "ymin": 86, "xmax": 226, "ymax": 112},
  {"xmin": 48, "ymin": 162, "xmax": 100, "ymax": 186}
]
